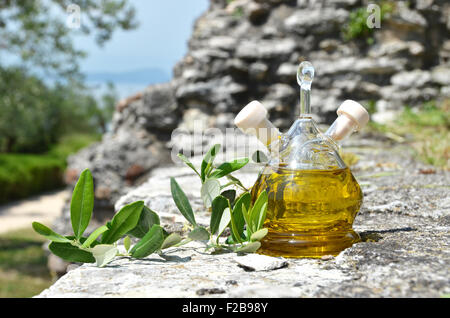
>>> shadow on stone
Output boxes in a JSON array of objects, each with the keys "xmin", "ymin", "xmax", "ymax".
[{"xmin": 359, "ymin": 227, "xmax": 416, "ymax": 242}]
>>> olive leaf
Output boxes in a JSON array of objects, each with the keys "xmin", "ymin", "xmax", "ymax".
[
  {"xmin": 70, "ymin": 169, "xmax": 94, "ymax": 239},
  {"xmin": 230, "ymin": 192, "xmax": 251, "ymax": 242},
  {"xmin": 210, "ymin": 195, "xmax": 229, "ymax": 235},
  {"xmin": 249, "ymin": 190, "xmax": 268, "ymax": 233},
  {"xmin": 235, "ymin": 241, "xmax": 261, "ymax": 253},
  {"xmin": 170, "ymin": 177, "xmax": 197, "ymax": 226},
  {"xmin": 220, "ymin": 189, "xmax": 236, "ymax": 206},
  {"xmin": 127, "ymin": 206, "xmax": 160, "ymax": 239},
  {"xmin": 91, "ymin": 244, "xmax": 118, "ymax": 267},
  {"xmin": 123, "ymin": 236, "xmax": 131, "ymax": 253},
  {"xmin": 201, "ymin": 144, "xmax": 221, "ymax": 182},
  {"xmin": 250, "ymin": 228, "xmax": 268, "ymax": 242},
  {"xmin": 188, "ymin": 227, "xmax": 210, "ymax": 241},
  {"xmin": 161, "ymin": 233, "xmax": 182, "ymax": 250},
  {"xmin": 201, "ymin": 178, "xmax": 221, "ymax": 208},
  {"xmin": 101, "ymin": 201, "xmax": 144, "ymax": 244},
  {"xmin": 130, "ymin": 224, "xmax": 165, "ymax": 258},
  {"xmin": 82, "ymin": 225, "xmax": 109, "ymax": 248},
  {"xmin": 177, "ymin": 153, "xmax": 201, "ymax": 178},
  {"xmin": 216, "ymin": 207, "xmax": 231, "ymax": 243},
  {"xmin": 209, "ymin": 158, "xmax": 249, "ymax": 179},
  {"xmin": 32, "ymin": 222, "xmax": 71, "ymax": 243},
  {"xmin": 49, "ymin": 236, "xmax": 98, "ymax": 263}
]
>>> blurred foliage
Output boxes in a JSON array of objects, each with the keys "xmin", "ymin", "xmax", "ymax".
[
  {"xmin": 0, "ymin": 133, "xmax": 100, "ymax": 204},
  {"xmin": 0, "ymin": 0, "xmax": 138, "ymax": 80},
  {"xmin": 342, "ymin": 1, "xmax": 395, "ymax": 44},
  {"xmin": 369, "ymin": 100, "xmax": 450, "ymax": 169},
  {"xmin": 0, "ymin": 66, "xmax": 115, "ymax": 154},
  {"xmin": 0, "ymin": 227, "xmax": 54, "ymax": 297}
]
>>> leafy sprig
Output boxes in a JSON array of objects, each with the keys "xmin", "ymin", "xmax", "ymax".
[
  {"xmin": 32, "ymin": 144, "xmax": 269, "ymax": 267},
  {"xmin": 172, "ymin": 144, "xmax": 268, "ymax": 253}
]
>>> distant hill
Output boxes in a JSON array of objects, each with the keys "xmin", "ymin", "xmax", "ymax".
[{"xmin": 86, "ymin": 68, "xmax": 170, "ymax": 84}]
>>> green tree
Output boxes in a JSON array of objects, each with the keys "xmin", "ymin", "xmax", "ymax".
[{"xmin": 0, "ymin": 0, "xmax": 138, "ymax": 80}]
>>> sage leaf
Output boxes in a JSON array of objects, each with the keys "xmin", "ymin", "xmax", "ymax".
[
  {"xmin": 101, "ymin": 201, "xmax": 144, "ymax": 244},
  {"xmin": 235, "ymin": 241, "xmax": 261, "ymax": 254},
  {"xmin": 130, "ymin": 224, "xmax": 164, "ymax": 258},
  {"xmin": 201, "ymin": 144, "xmax": 221, "ymax": 182},
  {"xmin": 177, "ymin": 153, "xmax": 201, "ymax": 178},
  {"xmin": 91, "ymin": 244, "xmax": 118, "ymax": 267},
  {"xmin": 210, "ymin": 195, "xmax": 229, "ymax": 235},
  {"xmin": 161, "ymin": 233, "xmax": 182, "ymax": 249},
  {"xmin": 250, "ymin": 228, "xmax": 268, "ymax": 242},
  {"xmin": 49, "ymin": 237, "xmax": 97, "ymax": 263},
  {"xmin": 32, "ymin": 222, "xmax": 71, "ymax": 243},
  {"xmin": 249, "ymin": 190, "xmax": 268, "ymax": 232},
  {"xmin": 70, "ymin": 169, "xmax": 94, "ymax": 239},
  {"xmin": 209, "ymin": 158, "xmax": 249, "ymax": 179},
  {"xmin": 127, "ymin": 206, "xmax": 160, "ymax": 238},
  {"xmin": 170, "ymin": 177, "xmax": 196, "ymax": 226},
  {"xmin": 124, "ymin": 236, "xmax": 131, "ymax": 253},
  {"xmin": 201, "ymin": 178, "xmax": 221, "ymax": 208},
  {"xmin": 188, "ymin": 226, "xmax": 210, "ymax": 241},
  {"xmin": 82, "ymin": 225, "xmax": 109, "ymax": 248}
]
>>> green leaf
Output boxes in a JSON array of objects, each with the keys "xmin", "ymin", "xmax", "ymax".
[
  {"xmin": 130, "ymin": 224, "xmax": 165, "ymax": 258},
  {"xmin": 188, "ymin": 227, "xmax": 210, "ymax": 241},
  {"xmin": 123, "ymin": 236, "xmax": 131, "ymax": 253},
  {"xmin": 209, "ymin": 158, "xmax": 249, "ymax": 179},
  {"xmin": 249, "ymin": 190, "xmax": 268, "ymax": 233},
  {"xmin": 201, "ymin": 144, "xmax": 221, "ymax": 182},
  {"xmin": 170, "ymin": 177, "xmax": 196, "ymax": 226},
  {"xmin": 230, "ymin": 192, "xmax": 251, "ymax": 242},
  {"xmin": 201, "ymin": 178, "xmax": 221, "ymax": 208},
  {"xmin": 49, "ymin": 237, "xmax": 97, "ymax": 263},
  {"xmin": 216, "ymin": 208, "xmax": 231, "ymax": 242},
  {"xmin": 250, "ymin": 228, "xmax": 268, "ymax": 242},
  {"xmin": 177, "ymin": 153, "xmax": 201, "ymax": 178},
  {"xmin": 252, "ymin": 150, "xmax": 269, "ymax": 163},
  {"xmin": 127, "ymin": 206, "xmax": 160, "ymax": 239},
  {"xmin": 70, "ymin": 169, "xmax": 94, "ymax": 239},
  {"xmin": 256, "ymin": 202, "xmax": 268, "ymax": 231},
  {"xmin": 101, "ymin": 201, "xmax": 145, "ymax": 244},
  {"xmin": 82, "ymin": 225, "xmax": 108, "ymax": 248},
  {"xmin": 91, "ymin": 244, "xmax": 118, "ymax": 267},
  {"xmin": 235, "ymin": 241, "xmax": 261, "ymax": 253},
  {"xmin": 210, "ymin": 195, "xmax": 229, "ymax": 235},
  {"xmin": 161, "ymin": 233, "xmax": 182, "ymax": 249},
  {"xmin": 32, "ymin": 222, "xmax": 71, "ymax": 243},
  {"xmin": 220, "ymin": 189, "xmax": 236, "ymax": 206},
  {"xmin": 241, "ymin": 204, "xmax": 251, "ymax": 236}
]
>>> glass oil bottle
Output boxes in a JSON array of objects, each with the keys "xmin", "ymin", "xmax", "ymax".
[{"xmin": 236, "ymin": 61, "xmax": 369, "ymax": 258}]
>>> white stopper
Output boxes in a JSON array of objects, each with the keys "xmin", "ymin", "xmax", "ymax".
[
  {"xmin": 234, "ymin": 101, "xmax": 279, "ymax": 146},
  {"xmin": 337, "ymin": 100, "xmax": 370, "ymax": 131},
  {"xmin": 327, "ymin": 100, "xmax": 370, "ymax": 141}
]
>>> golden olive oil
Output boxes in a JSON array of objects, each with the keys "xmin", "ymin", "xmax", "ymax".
[{"xmin": 251, "ymin": 164, "xmax": 362, "ymax": 258}]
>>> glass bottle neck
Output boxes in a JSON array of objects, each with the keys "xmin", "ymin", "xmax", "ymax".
[{"xmin": 299, "ymin": 87, "xmax": 311, "ymax": 118}]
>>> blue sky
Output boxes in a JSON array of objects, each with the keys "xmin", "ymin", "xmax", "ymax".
[{"xmin": 74, "ymin": 0, "xmax": 209, "ymax": 75}]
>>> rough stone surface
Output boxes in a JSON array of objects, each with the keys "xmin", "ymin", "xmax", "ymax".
[{"xmin": 38, "ymin": 133, "xmax": 450, "ymax": 298}]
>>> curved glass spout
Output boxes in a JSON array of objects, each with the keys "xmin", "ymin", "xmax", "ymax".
[{"xmin": 297, "ymin": 61, "xmax": 315, "ymax": 117}]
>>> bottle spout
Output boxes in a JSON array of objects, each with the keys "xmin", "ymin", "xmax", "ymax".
[
  {"xmin": 297, "ymin": 61, "xmax": 315, "ymax": 117},
  {"xmin": 325, "ymin": 100, "xmax": 370, "ymax": 142},
  {"xmin": 234, "ymin": 100, "xmax": 280, "ymax": 146}
]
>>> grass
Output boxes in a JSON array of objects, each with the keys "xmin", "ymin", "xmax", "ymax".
[
  {"xmin": 0, "ymin": 227, "xmax": 54, "ymax": 298},
  {"xmin": 0, "ymin": 133, "xmax": 100, "ymax": 204},
  {"xmin": 369, "ymin": 100, "xmax": 450, "ymax": 169}
]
